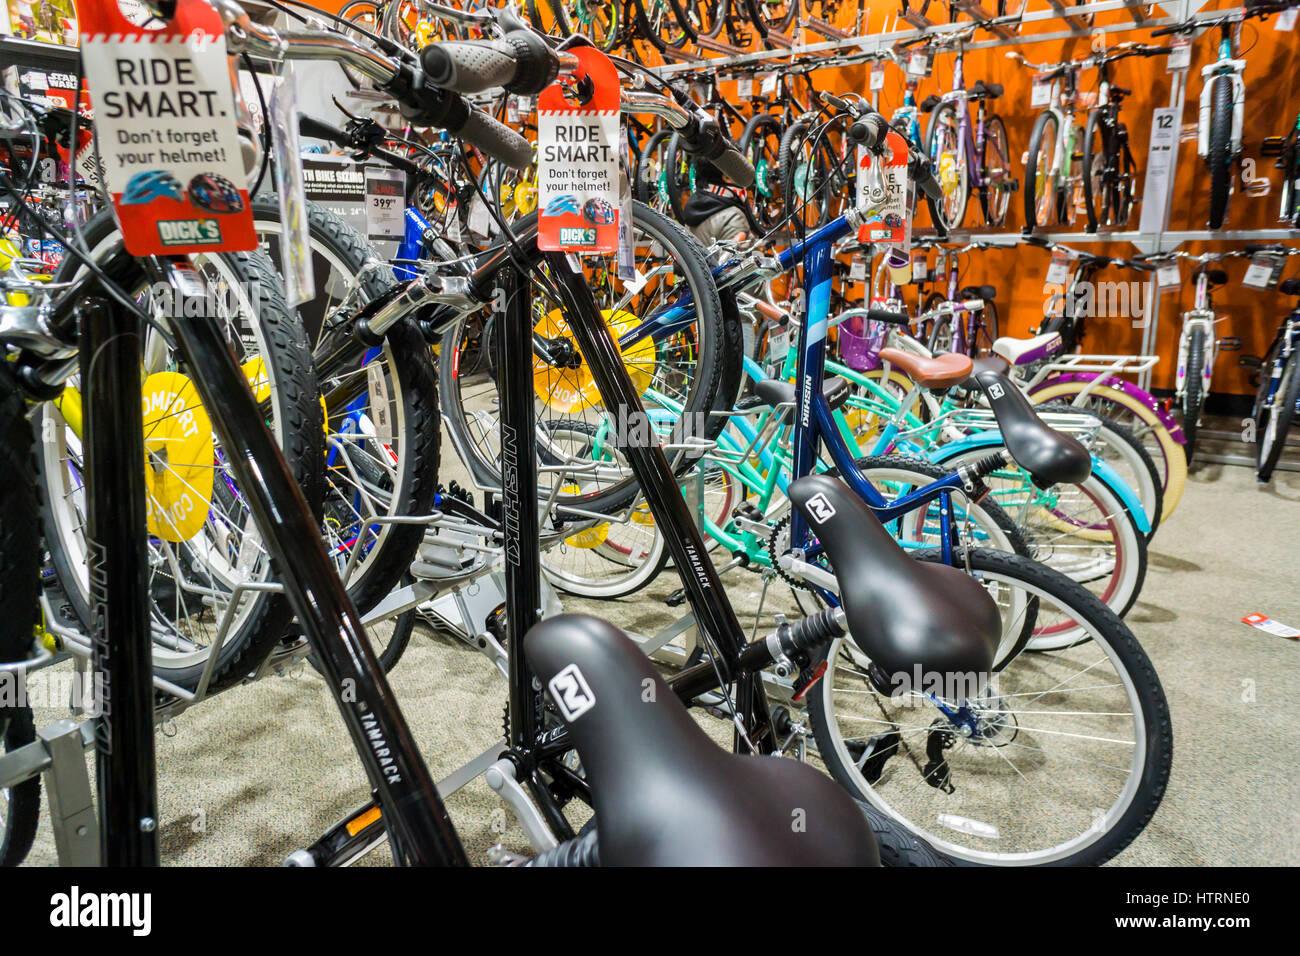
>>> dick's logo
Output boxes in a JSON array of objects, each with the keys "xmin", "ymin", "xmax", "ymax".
[
  {"xmin": 559, "ymin": 227, "xmax": 595, "ymax": 246},
  {"xmin": 548, "ymin": 664, "xmax": 596, "ymax": 722},
  {"xmin": 157, "ymin": 219, "xmax": 222, "ymax": 246},
  {"xmin": 805, "ymin": 492, "xmax": 837, "ymax": 524}
]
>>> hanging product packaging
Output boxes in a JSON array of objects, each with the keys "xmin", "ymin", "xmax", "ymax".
[
  {"xmin": 537, "ymin": 46, "xmax": 621, "ymax": 253},
  {"xmin": 79, "ymin": 0, "xmax": 257, "ymax": 255},
  {"xmin": 857, "ymin": 130, "xmax": 910, "ymax": 245}
]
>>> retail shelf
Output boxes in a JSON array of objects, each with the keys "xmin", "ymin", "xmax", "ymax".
[
  {"xmin": 650, "ymin": 2, "xmax": 1245, "ymax": 76},
  {"xmin": 911, "ymin": 227, "xmax": 1300, "ymax": 247}
]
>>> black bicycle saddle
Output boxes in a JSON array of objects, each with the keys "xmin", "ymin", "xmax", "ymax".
[
  {"xmin": 959, "ymin": 284, "xmax": 997, "ymax": 301},
  {"xmin": 970, "ymin": 81, "xmax": 1003, "ymax": 100},
  {"xmin": 967, "ymin": 367, "xmax": 1092, "ymax": 487},
  {"xmin": 523, "ymin": 614, "xmax": 880, "ymax": 866},
  {"xmin": 787, "ymin": 474, "xmax": 1001, "ymax": 686}
]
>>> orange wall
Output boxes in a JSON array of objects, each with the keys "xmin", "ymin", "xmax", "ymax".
[{"xmin": 304, "ymin": 0, "xmax": 1299, "ymax": 395}]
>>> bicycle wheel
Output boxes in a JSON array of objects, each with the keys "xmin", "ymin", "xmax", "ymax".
[
  {"xmin": 1182, "ymin": 326, "xmax": 1205, "ymax": 463},
  {"xmin": 738, "ymin": 112, "xmax": 785, "ymax": 231},
  {"xmin": 43, "ymin": 212, "xmax": 323, "ymax": 691},
  {"xmin": 568, "ymin": 0, "xmax": 620, "ymax": 49},
  {"xmin": 0, "ymin": 361, "xmax": 39, "ymax": 867},
  {"xmin": 1036, "ymin": 403, "xmax": 1164, "ymax": 540},
  {"xmin": 252, "ymin": 198, "xmax": 440, "ymax": 618},
  {"xmin": 744, "ymin": 0, "xmax": 798, "ymax": 36},
  {"xmin": 1206, "ymin": 76, "xmax": 1234, "ymax": 229},
  {"xmin": 778, "ymin": 117, "xmax": 834, "ymax": 231},
  {"xmin": 926, "ymin": 103, "xmax": 970, "ymax": 231},
  {"xmin": 807, "ymin": 546, "xmax": 1172, "ymax": 866},
  {"xmin": 1024, "ymin": 111, "xmax": 1059, "ymax": 232},
  {"xmin": 664, "ymin": 131, "xmax": 696, "ymax": 224},
  {"xmin": 1030, "ymin": 380, "xmax": 1187, "ymax": 524},
  {"xmin": 1081, "ymin": 110, "xmax": 1106, "ymax": 233},
  {"xmin": 934, "ymin": 445, "xmax": 1148, "ymax": 626},
  {"xmin": 1256, "ymin": 348, "xmax": 1299, "ymax": 482},
  {"xmin": 981, "ymin": 114, "xmax": 1012, "ymax": 228},
  {"xmin": 439, "ymin": 201, "xmax": 728, "ymax": 518}
]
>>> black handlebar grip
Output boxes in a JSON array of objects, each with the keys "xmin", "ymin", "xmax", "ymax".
[
  {"xmin": 709, "ymin": 144, "xmax": 756, "ymax": 188},
  {"xmin": 298, "ymin": 115, "xmax": 349, "ymax": 147},
  {"xmin": 421, "ymin": 31, "xmax": 558, "ymax": 96},
  {"xmin": 848, "ymin": 112, "xmax": 890, "ymax": 151},
  {"xmin": 421, "ymin": 39, "xmax": 519, "ymax": 94},
  {"xmin": 866, "ymin": 307, "xmax": 910, "ymax": 325},
  {"xmin": 454, "ymin": 107, "xmax": 534, "ymax": 170},
  {"xmin": 1149, "ymin": 23, "xmax": 1181, "ymax": 36}
]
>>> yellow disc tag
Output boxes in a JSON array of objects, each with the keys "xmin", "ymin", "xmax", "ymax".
[
  {"xmin": 142, "ymin": 371, "xmax": 214, "ymax": 542},
  {"xmin": 533, "ymin": 308, "xmax": 656, "ymax": 414},
  {"xmin": 558, "ymin": 484, "xmax": 610, "ymax": 548}
]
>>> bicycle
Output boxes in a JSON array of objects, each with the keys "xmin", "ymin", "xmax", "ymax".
[
  {"xmin": 1080, "ymin": 42, "xmax": 1171, "ymax": 233},
  {"xmin": 1251, "ymin": 274, "xmax": 1300, "ymax": 482},
  {"xmin": 1011, "ymin": 50, "xmax": 1086, "ymax": 233},
  {"xmin": 1134, "ymin": 248, "xmax": 1252, "ymax": 463},
  {"xmin": 918, "ymin": 27, "xmax": 1016, "ymax": 231},
  {"xmin": 1152, "ymin": 3, "xmax": 1296, "ymax": 228}
]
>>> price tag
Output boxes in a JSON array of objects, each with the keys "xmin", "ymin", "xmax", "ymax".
[
  {"xmin": 737, "ymin": 76, "xmax": 753, "ymax": 98},
  {"xmin": 912, "ymin": 253, "xmax": 927, "ymax": 282},
  {"xmin": 1276, "ymin": 7, "xmax": 1298, "ymax": 31},
  {"xmin": 1167, "ymin": 36, "xmax": 1191, "ymax": 72},
  {"xmin": 617, "ymin": 161, "xmax": 635, "ymax": 279},
  {"xmin": 870, "ymin": 62, "xmax": 885, "ymax": 91},
  {"xmin": 907, "ymin": 52, "xmax": 929, "ymax": 77},
  {"xmin": 1242, "ymin": 253, "xmax": 1282, "ymax": 289},
  {"xmin": 366, "ymin": 363, "xmax": 393, "ymax": 444},
  {"xmin": 537, "ymin": 46, "xmax": 620, "ymax": 253},
  {"xmin": 506, "ymin": 95, "xmax": 520, "ymax": 124},
  {"xmin": 365, "ymin": 170, "xmax": 406, "ymax": 240},
  {"xmin": 1242, "ymin": 612, "xmax": 1300, "ymax": 639},
  {"xmin": 1157, "ymin": 261, "xmax": 1181, "ymax": 290},
  {"xmin": 761, "ymin": 73, "xmax": 777, "ymax": 95},
  {"xmin": 1044, "ymin": 249, "xmax": 1071, "ymax": 288},
  {"xmin": 78, "ymin": 0, "xmax": 257, "ymax": 255},
  {"xmin": 849, "ymin": 255, "xmax": 868, "ymax": 282},
  {"xmin": 1030, "ymin": 80, "xmax": 1050, "ymax": 108},
  {"xmin": 767, "ymin": 328, "xmax": 790, "ymax": 374},
  {"xmin": 269, "ymin": 65, "xmax": 314, "ymax": 308},
  {"xmin": 468, "ymin": 192, "xmax": 494, "ymax": 239}
]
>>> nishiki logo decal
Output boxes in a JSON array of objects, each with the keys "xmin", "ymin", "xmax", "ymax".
[
  {"xmin": 805, "ymin": 492, "xmax": 837, "ymax": 524},
  {"xmin": 157, "ymin": 219, "xmax": 222, "ymax": 246},
  {"xmin": 548, "ymin": 663, "xmax": 596, "ymax": 722}
]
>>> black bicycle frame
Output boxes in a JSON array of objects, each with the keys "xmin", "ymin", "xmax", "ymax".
[{"xmin": 86, "ymin": 256, "xmax": 467, "ymax": 866}]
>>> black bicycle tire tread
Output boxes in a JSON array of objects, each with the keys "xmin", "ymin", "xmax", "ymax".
[
  {"xmin": 1207, "ymin": 77, "xmax": 1233, "ymax": 229},
  {"xmin": 252, "ymin": 197, "xmax": 441, "ymax": 613}
]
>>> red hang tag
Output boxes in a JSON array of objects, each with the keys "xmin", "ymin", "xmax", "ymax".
[
  {"xmin": 537, "ymin": 46, "xmax": 621, "ymax": 254},
  {"xmin": 79, "ymin": 0, "xmax": 257, "ymax": 255}
]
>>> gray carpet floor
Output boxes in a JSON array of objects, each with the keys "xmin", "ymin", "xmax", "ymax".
[{"xmin": 18, "ymin": 456, "xmax": 1300, "ymax": 866}]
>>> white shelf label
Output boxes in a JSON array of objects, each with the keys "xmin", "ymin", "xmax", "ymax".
[{"xmin": 1138, "ymin": 107, "xmax": 1181, "ymax": 234}]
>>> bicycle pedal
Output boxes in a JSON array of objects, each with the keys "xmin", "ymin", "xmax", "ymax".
[
  {"xmin": 664, "ymin": 588, "xmax": 687, "ymax": 607},
  {"xmin": 1219, "ymin": 336, "xmax": 1242, "ymax": 351},
  {"xmin": 1261, "ymin": 136, "xmax": 1287, "ymax": 157},
  {"xmin": 1238, "ymin": 354, "xmax": 1263, "ymax": 369}
]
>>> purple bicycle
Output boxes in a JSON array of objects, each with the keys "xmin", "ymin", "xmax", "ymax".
[{"xmin": 917, "ymin": 28, "xmax": 1017, "ymax": 232}]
